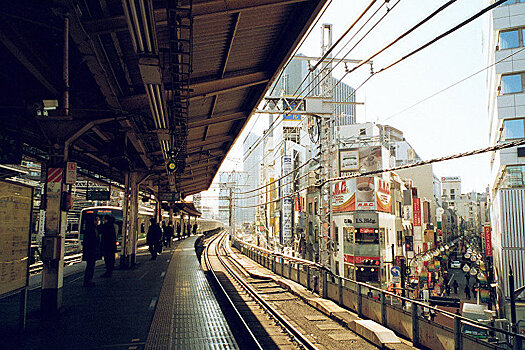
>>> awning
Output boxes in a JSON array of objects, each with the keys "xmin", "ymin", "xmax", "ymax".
[{"xmin": 174, "ymin": 202, "xmax": 201, "ymax": 217}]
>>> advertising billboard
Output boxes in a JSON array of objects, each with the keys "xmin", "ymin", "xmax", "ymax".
[
  {"xmin": 332, "ymin": 179, "xmax": 356, "ymax": 212},
  {"xmin": 356, "ymin": 177, "xmax": 376, "ymax": 210},
  {"xmin": 332, "ymin": 176, "xmax": 391, "ymax": 213},
  {"xmin": 339, "ymin": 146, "xmax": 382, "ymax": 174},
  {"xmin": 376, "ymin": 177, "xmax": 392, "ymax": 213}
]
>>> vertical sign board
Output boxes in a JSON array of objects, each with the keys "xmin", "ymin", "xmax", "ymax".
[
  {"xmin": 46, "ymin": 168, "xmax": 63, "ymax": 236},
  {"xmin": 65, "ymin": 162, "xmax": 77, "ymax": 185},
  {"xmin": 0, "ymin": 180, "xmax": 33, "ymax": 296},
  {"xmin": 484, "ymin": 226, "xmax": 492, "ymax": 257},
  {"xmin": 281, "ymin": 155, "xmax": 292, "ymax": 244},
  {"xmin": 413, "ymin": 198, "xmax": 421, "ymax": 227}
]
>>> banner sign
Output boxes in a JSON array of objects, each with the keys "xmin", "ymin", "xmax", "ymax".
[
  {"xmin": 413, "ymin": 198, "xmax": 421, "ymax": 226},
  {"xmin": 484, "ymin": 226, "xmax": 492, "ymax": 257},
  {"xmin": 344, "ymin": 254, "xmax": 380, "ymax": 264}
]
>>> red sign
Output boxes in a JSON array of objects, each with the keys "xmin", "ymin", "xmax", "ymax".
[
  {"xmin": 47, "ymin": 168, "xmax": 63, "ymax": 183},
  {"xmin": 413, "ymin": 198, "xmax": 421, "ymax": 226},
  {"xmin": 344, "ymin": 255, "xmax": 380, "ymax": 264},
  {"xmin": 484, "ymin": 226, "xmax": 492, "ymax": 257},
  {"xmin": 360, "ymin": 228, "xmax": 375, "ymax": 234},
  {"xmin": 437, "ymin": 228, "xmax": 443, "ymax": 236}
]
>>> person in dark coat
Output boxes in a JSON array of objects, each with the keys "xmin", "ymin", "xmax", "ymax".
[
  {"xmin": 452, "ymin": 280, "xmax": 459, "ymax": 294},
  {"xmin": 186, "ymin": 223, "xmax": 191, "ymax": 237},
  {"xmin": 147, "ymin": 218, "xmax": 162, "ymax": 260},
  {"xmin": 82, "ymin": 214, "xmax": 100, "ymax": 287},
  {"xmin": 176, "ymin": 222, "xmax": 181, "ymax": 239},
  {"xmin": 464, "ymin": 284, "xmax": 471, "ymax": 299},
  {"xmin": 192, "ymin": 223, "xmax": 197, "ymax": 236},
  {"xmin": 165, "ymin": 221, "xmax": 174, "ymax": 247},
  {"xmin": 99, "ymin": 214, "xmax": 117, "ymax": 277}
]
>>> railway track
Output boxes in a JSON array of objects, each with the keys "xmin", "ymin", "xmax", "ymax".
[{"xmin": 204, "ymin": 231, "xmax": 318, "ymax": 350}]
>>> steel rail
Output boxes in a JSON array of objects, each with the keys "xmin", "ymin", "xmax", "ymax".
[
  {"xmin": 203, "ymin": 232, "xmax": 263, "ymax": 350},
  {"xmin": 210, "ymin": 232, "xmax": 319, "ymax": 350}
]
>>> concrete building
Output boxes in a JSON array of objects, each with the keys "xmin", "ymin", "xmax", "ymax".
[
  {"xmin": 488, "ymin": 1, "xmax": 525, "ymax": 314},
  {"xmin": 240, "ymin": 132, "xmax": 263, "ymax": 225},
  {"xmin": 441, "ymin": 176, "xmax": 462, "ymax": 207}
]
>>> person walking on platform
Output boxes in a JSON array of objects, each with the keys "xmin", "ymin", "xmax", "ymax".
[
  {"xmin": 82, "ymin": 214, "xmax": 100, "ymax": 287},
  {"xmin": 99, "ymin": 215, "xmax": 117, "ymax": 278},
  {"xmin": 464, "ymin": 284, "xmax": 471, "ymax": 300},
  {"xmin": 147, "ymin": 218, "xmax": 162, "ymax": 260},
  {"xmin": 452, "ymin": 280, "xmax": 459, "ymax": 294},
  {"xmin": 165, "ymin": 221, "xmax": 174, "ymax": 247}
]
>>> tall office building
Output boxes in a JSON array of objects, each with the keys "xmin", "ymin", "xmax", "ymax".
[
  {"xmin": 271, "ymin": 54, "xmax": 356, "ymax": 125},
  {"xmin": 488, "ymin": 1, "xmax": 525, "ymax": 316}
]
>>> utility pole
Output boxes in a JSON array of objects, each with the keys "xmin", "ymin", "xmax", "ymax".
[{"xmin": 318, "ymin": 23, "xmax": 335, "ymax": 272}]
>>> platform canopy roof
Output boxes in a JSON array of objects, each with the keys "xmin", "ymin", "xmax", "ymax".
[{"xmin": 0, "ymin": 0, "xmax": 327, "ymax": 197}]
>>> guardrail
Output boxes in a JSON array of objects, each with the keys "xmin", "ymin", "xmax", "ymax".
[{"xmin": 232, "ymin": 238, "xmax": 524, "ymax": 350}]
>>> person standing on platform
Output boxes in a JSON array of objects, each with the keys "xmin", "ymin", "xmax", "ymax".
[
  {"xmin": 452, "ymin": 280, "xmax": 459, "ymax": 294},
  {"xmin": 176, "ymin": 222, "xmax": 181, "ymax": 239},
  {"xmin": 82, "ymin": 214, "xmax": 100, "ymax": 287},
  {"xmin": 464, "ymin": 284, "xmax": 471, "ymax": 300},
  {"xmin": 99, "ymin": 215, "xmax": 117, "ymax": 277},
  {"xmin": 187, "ymin": 223, "xmax": 191, "ymax": 237},
  {"xmin": 165, "ymin": 221, "xmax": 174, "ymax": 247},
  {"xmin": 192, "ymin": 222, "xmax": 197, "ymax": 236},
  {"xmin": 147, "ymin": 218, "xmax": 162, "ymax": 260}
]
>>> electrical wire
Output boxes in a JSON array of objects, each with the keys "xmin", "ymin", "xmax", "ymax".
[
  {"xmin": 239, "ymin": 0, "xmax": 334, "ymax": 146},
  {"xmin": 241, "ymin": 0, "xmax": 392, "ymax": 163},
  {"xmin": 233, "ymin": 138, "xmax": 525, "ymax": 208},
  {"xmin": 381, "ymin": 46, "xmax": 525, "ymax": 122}
]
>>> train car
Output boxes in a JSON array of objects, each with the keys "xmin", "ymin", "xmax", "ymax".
[{"xmin": 79, "ymin": 206, "xmax": 155, "ymax": 249}]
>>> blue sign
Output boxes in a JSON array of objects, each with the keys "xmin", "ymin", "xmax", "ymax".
[{"xmin": 391, "ymin": 266, "xmax": 401, "ymax": 278}]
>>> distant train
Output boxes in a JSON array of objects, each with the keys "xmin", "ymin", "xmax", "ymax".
[{"xmin": 78, "ymin": 206, "xmax": 224, "ymax": 250}]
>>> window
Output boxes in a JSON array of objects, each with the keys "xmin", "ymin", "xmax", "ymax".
[
  {"xmin": 359, "ymin": 128, "xmax": 366, "ymax": 136},
  {"xmin": 500, "ymin": 30, "xmax": 520, "ymax": 49},
  {"xmin": 501, "ymin": 74, "xmax": 523, "ymax": 94},
  {"xmin": 501, "ymin": 165, "xmax": 525, "ymax": 187},
  {"xmin": 504, "ymin": 119, "xmax": 525, "ymax": 139}
]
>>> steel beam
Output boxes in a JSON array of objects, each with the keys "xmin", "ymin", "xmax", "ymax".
[
  {"xmin": 186, "ymin": 135, "xmax": 233, "ymax": 150},
  {"xmin": 83, "ymin": 0, "xmax": 308, "ymax": 35},
  {"xmin": 190, "ymin": 71, "xmax": 268, "ymax": 101}
]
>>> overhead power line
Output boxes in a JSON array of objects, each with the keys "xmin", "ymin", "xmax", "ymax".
[{"xmin": 233, "ymin": 139, "xmax": 525, "ymax": 208}]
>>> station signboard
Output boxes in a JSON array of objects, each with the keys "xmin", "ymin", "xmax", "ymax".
[
  {"xmin": 158, "ymin": 192, "xmax": 180, "ymax": 202},
  {"xmin": 86, "ymin": 190, "xmax": 110, "ymax": 201}
]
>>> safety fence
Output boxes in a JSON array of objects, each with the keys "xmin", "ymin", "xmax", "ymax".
[{"xmin": 232, "ymin": 238, "xmax": 524, "ymax": 350}]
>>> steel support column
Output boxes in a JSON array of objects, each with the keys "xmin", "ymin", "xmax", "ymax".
[{"xmin": 41, "ymin": 165, "xmax": 66, "ymax": 316}]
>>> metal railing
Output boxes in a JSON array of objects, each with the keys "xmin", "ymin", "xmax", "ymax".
[{"xmin": 233, "ymin": 238, "xmax": 525, "ymax": 350}]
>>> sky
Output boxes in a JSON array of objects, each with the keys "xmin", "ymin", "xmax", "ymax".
[{"xmin": 217, "ymin": 0, "xmax": 493, "ymax": 194}]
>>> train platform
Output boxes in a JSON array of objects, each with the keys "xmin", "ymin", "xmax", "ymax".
[{"xmin": 0, "ymin": 235, "xmax": 238, "ymax": 350}]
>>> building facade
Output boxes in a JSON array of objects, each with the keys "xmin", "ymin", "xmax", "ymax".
[{"xmin": 488, "ymin": 1, "xmax": 525, "ymax": 316}]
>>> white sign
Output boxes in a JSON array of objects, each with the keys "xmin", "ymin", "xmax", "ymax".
[{"xmin": 65, "ymin": 162, "xmax": 77, "ymax": 184}]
